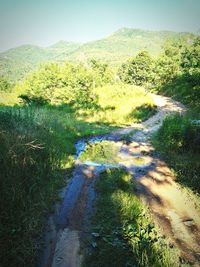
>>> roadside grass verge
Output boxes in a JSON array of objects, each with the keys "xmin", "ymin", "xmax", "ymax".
[
  {"xmin": 84, "ymin": 169, "xmax": 181, "ymax": 267},
  {"xmin": 0, "ymin": 106, "xmax": 115, "ymax": 267},
  {"xmin": 153, "ymin": 113, "xmax": 200, "ymax": 194},
  {"xmin": 0, "ymin": 107, "xmax": 73, "ymax": 267}
]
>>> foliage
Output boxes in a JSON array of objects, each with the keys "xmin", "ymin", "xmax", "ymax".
[
  {"xmin": 118, "ymin": 51, "xmax": 154, "ymax": 87},
  {"xmin": 180, "ymin": 36, "xmax": 200, "ymax": 71},
  {"xmin": 0, "ymin": 76, "xmax": 12, "ymax": 92},
  {"xmin": 153, "ymin": 54, "xmax": 180, "ymax": 87},
  {"xmin": 16, "ymin": 63, "xmax": 98, "ymax": 106},
  {"xmin": 90, "ymin": 59, "xmax": 114, "ymax": 85},
  {"xmin": 15, "ymin": 61, "xmax": 115, "ymax": 107},
  {"xmin": 0, "ymin": 28, "xmax": 196, "ymax": 82},
  {"xmin": 154, "ymin": 114, "xmax": 200, "ymax": 153},
  {"xmin": 158, "ymin": 70, "xmax": 200, "ymax": 110},
  {"xmin": 84, "ymin": 169, "xmax": 181, "ymax": 267},
  {"xmin": 153, "ymin": 114, "xmax": 200, "ymax": 193}
]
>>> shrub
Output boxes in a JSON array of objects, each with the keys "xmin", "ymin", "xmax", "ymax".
[
  {"xmin": 15, "ymin": 63, "xmax": 98, "ymax": 106},
  {"xmin": 155, "ymin": 113, "xmax": 200, "ymax": 153},
  {"xmin": 118, "ymin": 51, "xmax": 154, "ymax": 87},
  {"xmin": 0, "ymin": 108, "xmax": 71, "ymax": 267}
]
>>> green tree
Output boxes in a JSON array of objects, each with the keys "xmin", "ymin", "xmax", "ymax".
[
  {"xmin": 16, "ymin": 62, "xmax": 102, "ymax": 106},
  {"xmin": 118, "ymin": 51, "xmax": 154, "ymax": 87},
  {"xmin": 90, "ymin": 59, "xmax": 113, "ymax": 86},
  {"xmin": 180, "ymin": 36, "xmax": 200, "ymax": 71}
]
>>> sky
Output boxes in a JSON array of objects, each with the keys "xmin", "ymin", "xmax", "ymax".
[{"xmin": 0, "ymin": 0, "xmax": 200, "ymax": 52}]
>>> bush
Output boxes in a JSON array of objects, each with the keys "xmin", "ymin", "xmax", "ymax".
[
  {"xmin": 158, "ymin": 70, "xmax": 200, "ymax": 110},
  {"xmin": 155, "ymin": 113, "xmax": 200, "ymax": 153},
  {"xmin": 15, "ymin": 61, "xmax": 114, "ymax": 107},
  {"xmin": 15, "ymin": 63, "xmax": 96, "ymax": 106},
  {"xmin": 118, "ymin": 51, "xmax": 154, "ymax": 87}
]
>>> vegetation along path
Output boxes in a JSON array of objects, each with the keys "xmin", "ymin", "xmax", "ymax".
[{"xmin": 39, "ymin": 94, "xmax": 200, "ymax": 267}]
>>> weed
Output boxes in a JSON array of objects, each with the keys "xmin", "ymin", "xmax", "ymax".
[{"xmin": 84, "ymin": 169, "xmax": 181, "ymax": 267}]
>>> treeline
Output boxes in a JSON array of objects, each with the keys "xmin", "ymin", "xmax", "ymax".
[
  {"xmin": 16, "ymin": 60, "xmax": 113, "ymax": 107},
  {"xmin": 118, "ymin": 36, "xmax": 200, "ymax": 109},
  {"xmin": 1, "ymin": 36, "xmax": 199, "ymax": 110}
]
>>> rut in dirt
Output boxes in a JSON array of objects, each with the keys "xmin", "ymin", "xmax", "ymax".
[{"xmin": 39, "ymin": 94, "xmax": 200, "ymax": 267}]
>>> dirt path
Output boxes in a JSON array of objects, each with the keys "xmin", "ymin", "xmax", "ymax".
[{"xmin": 39, "ymin": 94, "xmax": 200, "ymax": 267}]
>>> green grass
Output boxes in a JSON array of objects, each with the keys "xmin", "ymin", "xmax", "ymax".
[
  {"xmin": 84, "ymin": 169, "xmax": 182, "ymax": 267},
  {"xmin": 153, "ymin": 113, "xmax": 200, "ymax": 194},
  {"xmin": 82, "ymin": 84, "xmax": 156, "ymax": 126}
]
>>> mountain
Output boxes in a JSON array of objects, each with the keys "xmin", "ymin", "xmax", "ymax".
[
  {"xmin": 0, "ymin": 28, "xmax": 196, "ymax": 82},
  {"xmin": 0, "ymin": 42, "xmax": 81, "ymax": 82},
  {"xmin": 68, "ymin": 28, "xmax": 195, "ymax": 65}
]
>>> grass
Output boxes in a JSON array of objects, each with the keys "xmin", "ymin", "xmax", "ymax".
[
  {"xmin": 0, "ymin": 106, "xmax": 114, "ymax": 267},
  {"xmin": 80, "ymin": 84, "xmax": 156, "ymax": 126},
  {"xmin": 84, "ymin": 169, "xmax": 182, "ymax": 267},
  {"xmin": 153, "ymin": 113, "xmax": 200, "ymax": 194},
  {"xmin": 0, "ymin": 107, "xmax": 74, "ymax": 267}
]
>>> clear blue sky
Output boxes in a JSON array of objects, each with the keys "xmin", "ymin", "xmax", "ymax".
[{"xmin": 0, "ymin": 0, "xmax": 200, "ymax": 51}]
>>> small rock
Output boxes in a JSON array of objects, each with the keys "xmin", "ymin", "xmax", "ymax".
[{"xmin": 183, "ymin": 219, "xmax": 194, "ymax": 227}]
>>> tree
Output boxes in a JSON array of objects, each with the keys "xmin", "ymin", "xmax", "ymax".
[
  {"xmin": 118, "ymin": 51, "xmax": 154, "ymax": 87},
  {"xmin": 180, "ymin": 37, "xmax": 200, "ymax": 71},
  {"xmin": 16, "ymin": 62, "xmax": 102, "ymax": 106}
]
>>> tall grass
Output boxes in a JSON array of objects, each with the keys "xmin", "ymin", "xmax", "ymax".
[
  {"xmin": 0, "ymin": 104, "xmax": 118, "ymax": 267},
  {"xmin": 84, "ymin": 169, "xmax": 181, "ymax": 267},
  {"xmin": 0, "ymin": 107, "xmax": 74, "ymax": 267},
  {"xmin": 153, "ymin": 113, "xmax": 200, "ymax": 194},
  {"xmin": 80, "ymin": 84, "xmax": 156, "ymax": 126}
]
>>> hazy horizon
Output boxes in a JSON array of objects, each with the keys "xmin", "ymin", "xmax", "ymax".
[
  {"xmin": 1, "ymin": 27, "xmax": 199, "ymax": 53},
  {"xmin": 0, "ymin": 0, "xmax": 200, "ymax": 52}
]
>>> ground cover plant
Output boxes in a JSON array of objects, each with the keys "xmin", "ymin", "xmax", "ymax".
[{"xmin": 84, "ymin": 169, "xmax": 182, "ymax": 267}]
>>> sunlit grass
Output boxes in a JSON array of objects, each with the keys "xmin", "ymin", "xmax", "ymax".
[
  {"xmin": 79, "ymin": 84, "xmax": 156, "ymax": 126},
  {"xmin": 84, "ymin": 169, "xmax": 181, "ymax": 267},
  {"xmin": 0, "ymin": 91, "xmax": 20, "ymax": 106}
]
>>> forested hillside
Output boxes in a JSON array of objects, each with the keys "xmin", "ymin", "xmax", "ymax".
[{"xmin": 0, "ymin": 28, "xmax": 196, "ymax": 82}]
